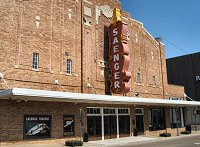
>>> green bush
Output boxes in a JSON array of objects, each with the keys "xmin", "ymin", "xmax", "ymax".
[
  {"xmin": 65, "ymin": 140, "xmax": 83, "ymax": 147},
  {"xmin": 181, "ymin": 131, "xmax": 191, "ymax": 134},
  {"xmin": 159, "ymin": 133, "xmax": 171, "ymax": 137}
]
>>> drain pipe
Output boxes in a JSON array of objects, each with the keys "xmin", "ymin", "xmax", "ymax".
[
  {"xmin": 80, "ymin": 0, "xmax": 83, "ymax": 93},
  {"xmin": 80, "ymin": 0, "xmax": 84, "ymax": 142}
]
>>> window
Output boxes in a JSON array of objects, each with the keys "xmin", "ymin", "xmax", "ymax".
[
  {"xmin": 135, "ymin": 108, "xmax": 143, "ymax": 115},
  {"xmin": 63, "ymin": 115, "xmax": 75, "ymax": 137},
  {"xmin": 152, "ymin": 76, "xmax": 156, "ymax": 86},
  {"xmin": 99, "ymin": 60, "xmax": 108, "ymax": 68},
  {"xmin": 24, "ymin": 115, "xmax": 51, "ymax": 139},
  {"xmin": 66, "ymin": 59, "xmax": 72, "ymax": 74},
  {"xmin": 118, "ymin": 109, "xmax": 129, "ymax": 114},
  {"xmin": 136, "ymin": 73, "xmax": 141, "ymax": 83},
  {"xmin": 148, "ymin": 108, "xmax": 165, "ymax": 131},
  {"xmin": 170, "ymin": 108, "xmax": 184, "ymax": 128},
  {"xmin": 103, "ymin": 108, "xmax": 116, "ymax": 114},
  {"xmin": 87, "ymin": 108, "xmax": 101, "ymax": 114},
  {"xmin": 32, "ymin": 52, "xmax": 39, "ymax": 69}
]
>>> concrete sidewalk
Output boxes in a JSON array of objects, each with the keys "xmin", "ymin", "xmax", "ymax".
[
  {"xmin": 83, "ymin": 136, "xmax": 158, "ymax": 147},
  {"xmin": 1, "ymin": 133, "xmax": 200, "ymax": 147},
  {"xmin": 0, "ymin": 136, "xmax": 159, "ymax": 147}
]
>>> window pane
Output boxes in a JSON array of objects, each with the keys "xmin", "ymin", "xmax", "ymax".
[
  {"xmin": 87, "ymin": 108, "xmax": 100, "ymax": 114},
  {"xmin": 104, "ymin": 116, "xmax": 117, "ymax": 136},
  {"xmin": 149, "ymin": 108, "xmax": 165, "ymax": 131},
  {"xmin": 170, "ymin": 108, "xmax": 183, "ymax": 128},
  {"xmin": 103, "ymin": 108, "xmax": 116, "ymax": 114},
  {"xmin": 119, "ymin": 115, "xmax": 130, "ymax": 135},
  {"xmin": 135, "ymin": 109, "xmax": 143, "ymax": 115},
  {"xmin": 152, "ymin": 76, "xmax": 156, "ymax": 86},
  {"xmin": 136, "ymin": 73, "xmax": 141, "ymax": 83},
  {"xmin": 32, "ymin": 53, "xmax": 39, "ymax": 69},
  {"xmin": 87, "ymin": 116, "xmax": 94, "ymax": 136},
  {"xmin": 63, "ymin": 115, "xmax": 75, "ymax": 137},
  {"xmin": 66, "ymin": 59, "xmax": 72, "ymax": 74},
  {"xmin": 24, "ymin": 115, "xmax": 51, "ymax": 139},
  {"xmin": 95, "ymin": 117, "xmax": 102, "ymax": 135},
  {"xmin": 118, "ymin": 109, "xmax": 129, "ymax": 114},
  {"xmin": 87, "ymin": 116, "xmax": 102, "ymax": 137}
]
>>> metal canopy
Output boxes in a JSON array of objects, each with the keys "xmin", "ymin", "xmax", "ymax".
[{"xmin": 0, "ymin": 88, "xmax": 200, "ymax": 107}]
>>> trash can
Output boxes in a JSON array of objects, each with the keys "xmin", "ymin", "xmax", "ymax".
[
  {"xmin": 133, "ymin": 128, "xmax": 138, "ymax": 136},
  {"xmin": 186, "ymin": 125, "xmax": 191, "ymax": 132},
  {"xmin": 83, "ymin": 132, "xmax": 89, "ymax": 142}
]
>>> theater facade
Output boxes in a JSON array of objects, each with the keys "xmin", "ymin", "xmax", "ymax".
[{"xmin": 0, "ymin": 0, "xmax": 200, "ymax": 142}]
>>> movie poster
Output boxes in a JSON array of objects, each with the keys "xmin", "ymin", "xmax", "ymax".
[
  {"xmin": 24, "ymin": 115, "xmax": 51, "ymax": 139},
  {"xmin": 63, "ymin": 115, "xmax": 75, "ymax": 136}
]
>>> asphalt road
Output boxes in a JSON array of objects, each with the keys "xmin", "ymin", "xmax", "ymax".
[{"xmin": 122, "ymin": 135, "xmax": 200, "ymax": 147}]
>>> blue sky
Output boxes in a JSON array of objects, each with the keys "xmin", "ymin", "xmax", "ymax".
[{"xmin": 120, "ymin": 0, "xmax": 200, "ymax": 58}]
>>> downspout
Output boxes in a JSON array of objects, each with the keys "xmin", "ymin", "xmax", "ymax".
[
  {"xmin": 80, "ymin": 1, "xmax": 84, "ymax": 141},
  {"xmin": 80, "ymin": 0, "xmax": 83, "ymax": 93}
]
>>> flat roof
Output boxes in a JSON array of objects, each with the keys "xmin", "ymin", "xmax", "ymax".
[{"xmin": 0, "ymin": 88, "xmax": 200, "ymax": 107}]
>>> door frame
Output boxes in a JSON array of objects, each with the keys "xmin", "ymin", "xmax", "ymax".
[{"xmin": 87, "ymin": 107, "xmax": 131, "ymax": 140}]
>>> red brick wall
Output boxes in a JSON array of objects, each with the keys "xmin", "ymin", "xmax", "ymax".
[
  {"xmin": 0, "ymin": 0, "xmax": 183, "ymax": 99},
  {"xmin": 0, "ymin": 99, "xmax": 134, "ymax": 141},
  {"xmin": 0, "ymin": 0, "xmax": 82, "ymax": 91},
  {"xmin": 0, "ymin": 0, "xmax": 185, "ymax": 142},
  {"xmin": 0, "ymin": 99, "xmax": 82, "ymax": 141}
]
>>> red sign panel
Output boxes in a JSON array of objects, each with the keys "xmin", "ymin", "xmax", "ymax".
[{"xmin": 109, "ymin": 21, "xmax": 131, "ymax": 94}]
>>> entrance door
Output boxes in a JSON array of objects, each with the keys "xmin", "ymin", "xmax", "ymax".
[
  {"xmin": 87, "ymin": 116, "xmax": 102, "ymax": 141},
  {"xmin": 104, "ymin": 116, "xmax": 117, "ymax": 139},
  {"xmin": 135, "ymin": 108, "xmax": 144, "ymax": 134},
  {"xmin": 136, "ymin": 115, "xmax": 144, "ymax": 134}
]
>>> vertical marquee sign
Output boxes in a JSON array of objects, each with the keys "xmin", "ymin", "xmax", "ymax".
[{"xmin": 109, "ymin": 8, "xmax": 131, "ymax": 94}]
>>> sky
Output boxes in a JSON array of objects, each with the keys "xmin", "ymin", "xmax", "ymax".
[{"xmin": 120, "ymin": 0, "xmax": 200, "ymax": 58}]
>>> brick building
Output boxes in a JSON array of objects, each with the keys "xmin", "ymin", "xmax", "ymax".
[{"xmin": 0, "ymin": 0, "xmax": 200, "ymax": 142}]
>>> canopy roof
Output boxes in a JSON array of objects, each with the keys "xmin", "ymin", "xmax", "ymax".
[{"xmin": 0, "ymin": 88, "xmax": 199, "ymax": 107}]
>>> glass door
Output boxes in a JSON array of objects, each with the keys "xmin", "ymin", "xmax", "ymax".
[
  {"xmin": 135, "ymin": 108, "xmax": 144, "ymax": 134},
  {"xmin": 104, "ymin": 116, "xmax": 117, "ymax": 139},
  {"xmin": 136, "ymin": 115, "xmax": 144, "ymax": 134},
  {"xmin": 87, "ymin": 116, "xmax": 102, "ymax": 141}
]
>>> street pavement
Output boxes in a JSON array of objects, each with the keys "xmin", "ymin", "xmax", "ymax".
[
  {"xmin": 123, "ymin": 134, "xmax": 200, "ymax": 147},
  {"xmin": 1, "ymin": 134, "xmax": 200, "ymax": 147}
]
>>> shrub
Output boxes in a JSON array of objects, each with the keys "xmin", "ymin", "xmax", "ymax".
[
  {"xmin": 65, "ymin": 140, "xmax": 83, "ymax": 147},
  {"xmin": 181, "ymin": 131, "xmax": 191, "ymax": 135},
  {"xmin": 159, "ymin": 133, "xmax": 171, "ymax": 137}
]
